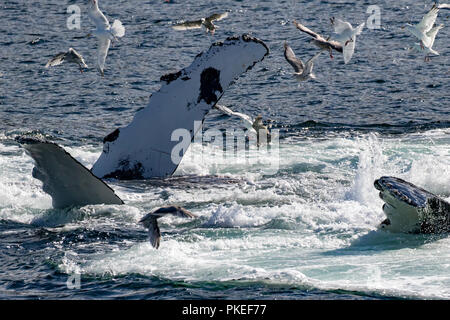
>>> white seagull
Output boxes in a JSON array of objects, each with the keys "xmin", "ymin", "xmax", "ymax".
[
  {"xmin": 411, "ymin": 24, "xmax": 444, "ymax": 61},
  {"xmin": 403, "ymin": 5, "xmax": 440, "ymax": 49},
  {"xmin": 88, "ymin": 0, "xmax": 125, "ymax": 76},
  {"xmin": 140, "ymin": 206, "xmax": 196, "ymax": 249},
  {"xmin": 283, "ymin": 42, "xmax": 322, "ymax": 81},
  {"xmin": 45, "ymin": 48, "xmax": 88, "ymax": 73},
  {"xmin": 172, "ymin": 12, "xmax": 228, "ymax": 34},
  {"xmin": 330, "ymin": 17, "xmax": 365, "ymax": 64}
]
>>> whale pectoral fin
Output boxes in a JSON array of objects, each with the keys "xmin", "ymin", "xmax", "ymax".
[
  {"xmin": 91, "ymin": 35, "xmax": 269, "ymax": 180},
  {"xmin": 16, "ymin": 136, "xmax": 124, "ymax": 209}
]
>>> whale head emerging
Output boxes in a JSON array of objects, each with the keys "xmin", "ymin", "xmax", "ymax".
[{"xmin": 374, "ymin": 176, "xmax": 450, "ymax": 234}]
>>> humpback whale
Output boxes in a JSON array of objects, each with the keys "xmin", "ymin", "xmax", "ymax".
[
  {"xmin": 18, "ymin": 36, "xmax": 268, "ymax": 246},
  {"xmin": 17, "ymin": 35, "xmax": 269, "ymax": 208},
  {"xmin": 374, "ymin": 176, "xmax": 450, "ymax": 234}
]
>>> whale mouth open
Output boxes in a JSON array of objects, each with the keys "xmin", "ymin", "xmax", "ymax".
[{"xmin": 374, "ymin": 176, "xmax": 450, "ymax": 234}]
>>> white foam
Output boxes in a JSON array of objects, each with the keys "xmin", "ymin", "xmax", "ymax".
[{"xmin": 2, "ymin": 128, "xmax": 449, "ymax": 298}]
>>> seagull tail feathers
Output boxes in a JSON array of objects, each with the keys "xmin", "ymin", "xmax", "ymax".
[{"xmin": 111, "ymin": 20, "xmax": 125, "ymax": 38}]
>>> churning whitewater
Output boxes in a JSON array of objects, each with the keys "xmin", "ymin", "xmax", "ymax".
[{"xmin": 1, "ymin": 129, "xmax": 449, "ymax": 299}]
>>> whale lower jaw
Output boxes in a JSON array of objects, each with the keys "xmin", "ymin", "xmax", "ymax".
[{"xmin": 374, "ymin": 177, "xmax": 450, "ymax": 234}]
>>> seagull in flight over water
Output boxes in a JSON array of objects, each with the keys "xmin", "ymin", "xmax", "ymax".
[
  {"xmin": 292, "ymin": 20, "xmax": 343, "ymax": 59},
  {"xmin": 403, "ymin": 5, "xmax": 440, "ymax": 49},
  {"xmin": 88, "ymin": 0, "xmax": 125, "ymax": 76},
  {"xmin": 45, "ymin": 48, "xmax": 88, "ymax": 73},
  {"xmin": 403, "ymin": 4, "xmax": 449, "ymax": 61},
  {"xmin": 330, "ymin": 17, "xmax": 365, "ymax": 64},
  {"xmin": 283, "ymin": 42, "xmax": 322, "ymax": 81},
  {"xmin": 140, "ymin": 206, "xmax": 196, "ymax": 249},
  {"xmin": 410, "ymin": 23, "xmax": 444, "ymax": 61},
  {"xmin": 172, "ymin": 12, "xmax": 229, "ymax": 34}
]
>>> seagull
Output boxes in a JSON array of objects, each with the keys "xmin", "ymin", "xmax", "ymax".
[
  {"xmin": 88, "ymin": 0, "xmax": 125, "ymax": 76},
  {"xmin": 403, "ymin": 5, "xmax": 440, "ymax": 50},
  {"xmin": 283, "ymin": 42, "xmax": 322, "ymax": 81},
  {"xmin": 292, "ymin": 20, "xmax": 343, "ymax": 59},
  {"xmin": 213, "ymin": 104, "xmax": 256, "ymax": 132},
  {"xmin": 45, "ymin": 48, "xmax": 88, "ymax": 73},
  {"xmin": 411, "ymin": 24, "xmax": 444, "ymax": 61},
  {"xmin": 140, "ymin": 206, "xmax": 196, "ymax": 249},
  {"xmin": 330, "ymin": 17, "xmax": 365, "ymax": 64},
  {"xmin": 172, "ymin": 12, "xmax": 228, "ymax": 34}
]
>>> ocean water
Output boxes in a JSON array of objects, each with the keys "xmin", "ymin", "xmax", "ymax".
[{"xmin": 0, "ymin": 0, "xmax": 449, "ymax": 300}]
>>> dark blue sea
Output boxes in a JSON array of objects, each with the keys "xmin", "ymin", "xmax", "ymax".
[{"xmin": 0, "ymin": 0, "xmax": 449, "ymax": 300}]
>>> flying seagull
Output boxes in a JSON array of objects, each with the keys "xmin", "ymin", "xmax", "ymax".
[
  {"xmin": 172, "ymin": 12, "xmax": 228, "ymax": 34},
  {"xmin": 140, "ymin": 206, "xmax": 196, "ymax": 249},
  {"xmin": 88, "ymin": 0, "xmax": 125, "ymax": 76},
  {"xmin": 403, "ymin": 5, "xmax": 440, "ymax": 49},
  {"xmin": 292, "ymin": 20, "xmax": 343, "ymax": 59},
  {"xmin": 283, "ymin": 42, "xmax": 322, "ymax": 81},
  {"xmin": 411, "ymin": 24, "xmax": 444, "ymax": 61},
  {"xmin": 330, "ymin": 17, "xmax": 365, "ymax": 64},
  {"xmin": 45, "ymin": 48, "xmax": 88, "ymax": 72}
]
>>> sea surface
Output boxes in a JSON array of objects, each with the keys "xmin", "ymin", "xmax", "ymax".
[{"xmin": 0, "ymin": 0, "xmax": 449, "ymax": 300}]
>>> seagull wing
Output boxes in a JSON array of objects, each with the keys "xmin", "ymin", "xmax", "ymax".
[
  {"xmin": 152, "ymin": 206, "xmax": 196, "ymax": 219},
  {"xmin": 97, "ymin": 38, "xmax": 111, "ymax": 75},
  {"xmin": 45, "ymin": 52, "xmax": 67, "ymax": 67},
  {"xmin": 343, "ymin": 38, "xmax": 355, "ymax": 64},
  {"xmin": 68, "ymin": 48, "xmax": 88, "ymax": 68},
  {"xmin": 293, "ymin": 20, "xmax": 323, "ymax": 40},
  {"xmin": 140, "ymin": 214, "xmax": 161, "ymax": 249},
  {"xmin": 438, "ymin": 4, "xmax": 450, "ymax": 9},
  {"xmin": 214, "ymin": 104, "xmax": 254, "ymax": 129},
  {"xmin": 304, "ymin": 51, "xmax": 322, "ymax": 74},
  {"xmin": 172, "ymin": 20, "xmax": 204, "ymax": 30},
  {"xmin": 213, "ymin": 104, "xmax": 234, "ymax": 117},
  {"xmin": 354, "ymin": 22, "xmax": 365, "ymax": 36},
  {"xmin": 283, "ymin": 42, "xmax": 304, "ymax": 73},
  {"xmin": 88, "ymin": 5, "xmax": 110, "ymax": 30},
  {"xmin": 206, "ymin": 12, "xmax": 228, "ymax": 22},
  {"xmin": 417, "ymin": 5, "xmax": 439, "ymax": 34},
  {"xmin": 232, "ymin": 111, "xmax": 254, "ymax": 129},
  {"xmin": 293, "ymin": 20, "xmax": 343, "ymax": 52},
  {"xmin": 332, "ymin": 18, "xmax": 353, "ymax": 34},
  {"xmin": 426, "ymin": 24, "xmax": 444, "ymax": 48}
]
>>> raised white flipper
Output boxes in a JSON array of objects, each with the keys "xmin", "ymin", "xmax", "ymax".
[{"xmin": 91, "ymin": 35, "xmax": 269, "ymax": 179}]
